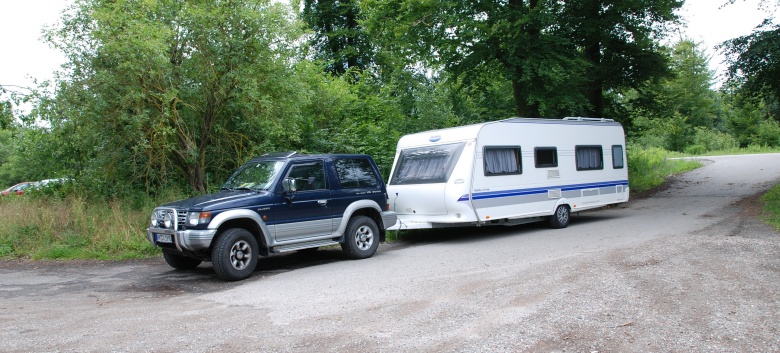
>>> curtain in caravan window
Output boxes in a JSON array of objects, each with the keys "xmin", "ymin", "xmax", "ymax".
[
  {"xmin": 575, "ymin": 146, "xmax": 603, "ymax": 170},
  {"xmin": 390, "ymin": 142, "xmax": 466, "ymax": 185},
  {"xmin": 484, "ymin": 147, "xmax": 521, "ymax": 175}
]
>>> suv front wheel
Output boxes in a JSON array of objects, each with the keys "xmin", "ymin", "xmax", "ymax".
[
  {"xmin": 212, "ymin": 228, "xmax": 259, "ymax": 281},
  {"xmin": 341, "ymin": 215, "xmax": 380, "ymax": 259},
  {"xmin": 163, "ymin": 251, "xmax": 202, "ymax": 270}
]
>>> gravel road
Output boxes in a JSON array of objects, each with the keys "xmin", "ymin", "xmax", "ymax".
[{"xmin": 1, "ymin": 153, "xmax": 779, "ymax": 353}]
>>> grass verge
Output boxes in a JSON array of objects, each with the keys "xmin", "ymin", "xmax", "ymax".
[
  {"xmin": 760, "ymin": 184, "xmax": 780, "ymax": 231},
  {"xmin": 627, "ymin": 147, "xmax": 703, "ymax": 193},
  {"xmin": 0, "ymin": 195, "xmax": 158, "ymax": 260}
]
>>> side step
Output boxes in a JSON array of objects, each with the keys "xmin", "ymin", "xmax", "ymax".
[{"xmin": 271, "ymin": 239, "xmax": 340, "ymax": 253}]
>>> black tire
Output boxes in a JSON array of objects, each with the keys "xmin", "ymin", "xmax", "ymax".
[
  {"xmin": 211, "ymin": 228, "xmax": 259, "ymax": 281},
  {"xmin": 340, "ymin": 215, "xmax": 380, "ymax": 259},
  {"xmin": 162, "ymin": 251, "xmax": 202, "ymax": 270},
  {"xmin": 549, "ymin": 204, "xmax": 571, "ymax": 229}
]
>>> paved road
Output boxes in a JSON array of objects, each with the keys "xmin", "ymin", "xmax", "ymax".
[{"xmin": 1, "ymin": 153, "xmax": 779, "ymax": 352}]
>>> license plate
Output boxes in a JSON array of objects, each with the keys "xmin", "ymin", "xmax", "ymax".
[{"xmin": 155, "ymin": 233, "xmax": 173, "ymax": 244}]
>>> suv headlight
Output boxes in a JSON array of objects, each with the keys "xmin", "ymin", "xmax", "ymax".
[
  {"xmin": 163, "ymin": 212, "xmax": 173, "ymax": 228},
  {"xmin": 187, "ymin": 211, "xmax": 212, "ymax": 226},
  {"xmin": 150, "ymin": 209, "xmax": 175, "ymax": 229}
]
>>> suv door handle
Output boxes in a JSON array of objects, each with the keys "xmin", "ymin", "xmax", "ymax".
[{"xmin": 318, "ymin": 200, "xmax": 328, "ymax": 206}]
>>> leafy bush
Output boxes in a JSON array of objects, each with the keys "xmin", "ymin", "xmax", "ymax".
[
  {"xmin": 627, "ymin": 146, "xmax": 702, "ymax": 193},
  {"xmin": 691, "ymin": 127, "xmax": 738, "ymax": 152},
  {"xmin": 756, "ymin": 119, "xmax": 780, "ymax": 147}
]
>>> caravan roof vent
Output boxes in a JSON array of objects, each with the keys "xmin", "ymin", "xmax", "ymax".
[{"xmin": 563, "ymin": 117, "xmax": 615, "ymax": 122}]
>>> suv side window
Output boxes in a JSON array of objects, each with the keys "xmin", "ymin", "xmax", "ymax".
[
  {"xmin": 286, "ymin": 162, "xmax": 327, "ymax": 191},
  {"xmin": 335, "ymin": 158, "xmax": 380, "ymax": 189}
]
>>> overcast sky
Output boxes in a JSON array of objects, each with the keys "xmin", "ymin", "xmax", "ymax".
[{"xmin": 0, "ymin": 0, "xmax": 777, "ymax": 96}]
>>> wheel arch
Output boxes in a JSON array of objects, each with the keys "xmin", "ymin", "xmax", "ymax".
[
  {"xmin": 208, "ymin": 209, "xmax": 272, "ymax": 256},
  {"xmin": 552, "ymin": 198, "xmax": 571, "ymax": 214},
  {"xmin": 336, "ymin": 200, "xmax": 386, "ymax": 242}
]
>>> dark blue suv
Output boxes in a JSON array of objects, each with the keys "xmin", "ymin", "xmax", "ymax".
[{"xmin": 147, "ymin": 152, "xmax": 397, "ymax": 281}]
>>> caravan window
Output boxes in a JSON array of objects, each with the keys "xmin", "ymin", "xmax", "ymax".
[
  {"xmin": 612, "ymin": 145, "xmax": 625, "ymax": 169},
  {"xmin": 575, "ymin": 145, "xmax": 603, "ymax": 171},
  {"xmin": 534, "ymin": 147, "xmax": 558, "ymax": 168},
  {"xmin": 484, "ymin": 146, "xmax": 522, "ymax": 176},
  {"xmin": 390, "ymin": 142, "xmax": 466, "ymax": 185}
]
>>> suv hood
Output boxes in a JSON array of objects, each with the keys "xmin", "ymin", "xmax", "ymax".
[{"xmin": 162, "ymin": 190, "xmax": 273, "ymax": 210}]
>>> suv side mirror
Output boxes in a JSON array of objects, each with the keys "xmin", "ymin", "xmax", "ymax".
[{"xmin": 282, "ymin": 177, "xmax": 297, "ymax": 194}]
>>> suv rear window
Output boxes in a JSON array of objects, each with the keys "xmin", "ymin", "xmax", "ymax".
[{"xmin": 335, "ymin": 158, "xmax": 380, "ymax": 189}]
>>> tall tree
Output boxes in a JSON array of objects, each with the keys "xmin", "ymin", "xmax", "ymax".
[
  {"xmin": 560, "ymin": 0, "xmax": 682, "ymax": 118},
  {"xmin": 363, "ymin": 0, "xmax": 681, "ymax": 119},
  {"xmin": 650, "ymin": 39, "xmax": 718, "ymax": 129},
  {"xmin": 720, "ymin": 21, "xmax": 780, "ymax": 116},
  {"xmin": 46, "ymin": 0, "xmax": 306, "ymax": 194},
  {"xmin": 301, "ymin": 0, "xmax": 374, "ymax": 75},
  {"xmin": 362, "ymin": 0, "xmax": 589, "ymax": 118}
]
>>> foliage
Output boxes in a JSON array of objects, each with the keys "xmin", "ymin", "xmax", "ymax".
[
  {"xmin": 559, "ymin": 0, "xmax": 683, "ymax": 118},
  {"xmin": 0, "ymin": 195, "xmax": 161, "ymax": 259},
  {"xmin": 362, "ymin": 0, "xmax": 590, "ymax": 118},
  {"xmin": 301, "ymin": 0, "xmax": 374, "ymax": 75},
  {"xmin": 686, "ymin": 127, "xmax": 739, "ymax": 154},
  {"xmin": 620, "ymin": 39, "xmax": 719, "ymax": 148},
  {"xmin": 761, "ymin": 183, "xmax": 780, "ymax": 231},
  {"xmin": 627, "ymin": 146, "xmax": 701, "ymax": 193},
  {"xmin": 720, "ymin": 21, "xmax": 780, "ymax": 112},
  {"xmin": 45, "ymin": 0, "xmax": 306, "ymax": 195},
  {"xmin": 0, "ymin": 98, "xmax": 12, "ymax": 130},
  {"xmin": 720, "ymin": 91, "xmax": 780, "ymax": 147},
  {"xmin": 362, "ymin": 0, "xmax": 681, "ymax": 118}
]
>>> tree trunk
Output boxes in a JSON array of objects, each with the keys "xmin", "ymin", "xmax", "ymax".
[{"xmin": 583, "ymin": 0, "xmax": 603, "ymax": 118}]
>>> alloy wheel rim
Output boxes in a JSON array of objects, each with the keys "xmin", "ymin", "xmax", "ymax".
[
  {"xmin": 230, "ymin": 240, "xmax": 252, "ymax": 270},
  {"xmin": 355, "ymin": 225, "xmax": 374, "ymax": 250}
]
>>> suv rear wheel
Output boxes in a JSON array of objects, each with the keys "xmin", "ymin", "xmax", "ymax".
[
  {"xmin": 341, "ymin": 215, "xmax": 380, "ymax": 259},
  {"xmin": 212, "ymin": 228, "xmax": 259, "ymax": 281}
]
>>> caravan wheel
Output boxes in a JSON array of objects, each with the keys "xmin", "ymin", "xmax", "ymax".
[{"xmin": 549, "ymin": 205, "xmax": 570, "ymax": 229}]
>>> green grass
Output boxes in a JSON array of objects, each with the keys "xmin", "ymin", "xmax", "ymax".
[
  {"xmin": 0, "ymin": 195, "xmax": 159, "ymax": 260},
  {"xmin": 761, "ymin": 184, "xmax": 780, "ymax": 231},
  {"xmin": 627, "ymin": 147, "xmax": 703, "ymax": 193}
]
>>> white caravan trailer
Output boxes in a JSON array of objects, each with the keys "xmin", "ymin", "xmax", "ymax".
[{"xmin": 387, "ymin": 117, "xmax": 629, "ymax": 230}]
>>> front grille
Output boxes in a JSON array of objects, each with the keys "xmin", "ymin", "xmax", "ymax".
[{"xmin": 176, "ymin": 210, "xmax": 188, "ymax": 228}]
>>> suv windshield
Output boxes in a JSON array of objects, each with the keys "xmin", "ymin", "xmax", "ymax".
[{"xmin": 222, "ymin": 161, "xmax": 285, "ymax": 191}]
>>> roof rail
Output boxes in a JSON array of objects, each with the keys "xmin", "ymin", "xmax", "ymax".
[
  {"xmin": 562, "ymin": 117, "xmax": 615, "ymax": 122},
  {"xmin": 261, "ymin": 151, "xmax": 298, "ymax": 158}
]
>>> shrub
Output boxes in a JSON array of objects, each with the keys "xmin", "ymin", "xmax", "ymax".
[
  {"xmin": 627, "ymin": 146, "xmax": 702, "ymax": 193},
  {"xmin": 691, "ymin": 127, "xmax": 738, "ymax": 152},
  {"xmin": 684, "ymin": 145, "xmax": 706, "ymax": 155}
]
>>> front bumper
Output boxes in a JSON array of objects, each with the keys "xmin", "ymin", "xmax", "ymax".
[{"xmin": 147, "ymin": 227, "xmax": 218, "ymax": 253}]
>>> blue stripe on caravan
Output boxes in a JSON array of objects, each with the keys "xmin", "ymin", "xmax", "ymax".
[{"xmin": 456, "ymin": 180, "xmax": 629, "ymax": 202}]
